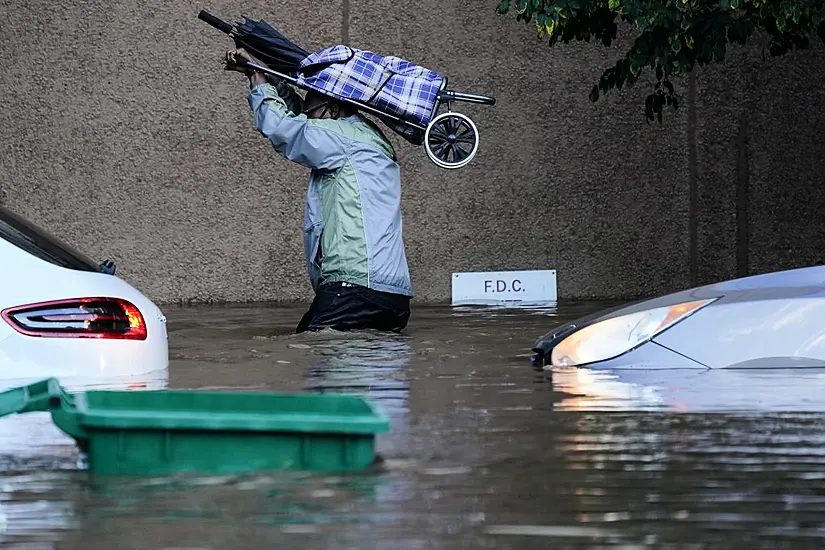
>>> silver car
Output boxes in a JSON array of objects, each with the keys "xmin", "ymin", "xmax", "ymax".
[{"xmin": 532, "ymin": 265, "xmax": 825, "ymax": 370}]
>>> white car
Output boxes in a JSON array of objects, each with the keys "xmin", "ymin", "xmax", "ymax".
[
  {"xmin": 0, "ymin": 205, "xmax": 169, "ymax": 384},
  {"xmin": 0, "ymin": 206, "xmax": 170, "ymax": 455}
]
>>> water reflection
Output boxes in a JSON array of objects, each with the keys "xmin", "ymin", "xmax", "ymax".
[
  {"xmin": 0, "ymin": 473, "xmax": 81, "ymax": 547},
  {"xmin": 548, "ymin": 366, "xmax": 825, "ymax": 412},
  {"xmin": 302, "ymin": 333, "xmax": 412, "ymax": 415}
]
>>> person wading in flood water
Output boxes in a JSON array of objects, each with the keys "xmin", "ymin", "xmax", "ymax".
[{"xmin": 224, "ymin": 48, "xmax": 414, "ymax": 334}]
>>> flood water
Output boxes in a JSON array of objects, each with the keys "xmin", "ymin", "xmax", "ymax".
[{"xmin": 4, "ymin": 301, "xmax": 825, "ymax": 549}]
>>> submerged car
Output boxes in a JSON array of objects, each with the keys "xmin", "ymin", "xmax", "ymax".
[
  {"xmin": 0, "ymin": 205, "xmax": 169, "ymax": 383},
  {"xmin": 532, "ymin": 265, "xmax": 825, "ymax": 370}
]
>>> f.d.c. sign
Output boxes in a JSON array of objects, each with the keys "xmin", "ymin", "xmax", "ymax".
[{"xmin": 451, "ymin": 269, "xmax": 557, "ymax": 305}]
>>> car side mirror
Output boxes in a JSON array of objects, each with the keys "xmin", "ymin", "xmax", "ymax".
[{"xmin": 99, "ymin": 259, "xmax": 117, "ymax": 275}]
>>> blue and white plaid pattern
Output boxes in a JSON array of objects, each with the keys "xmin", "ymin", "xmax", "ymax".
[{"xmin": 297, "ymin": 45, "xmax": 444, "ymax": 132}]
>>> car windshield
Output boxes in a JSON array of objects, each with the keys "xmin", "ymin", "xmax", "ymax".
[{"xmin": 0, "ymin": 206, "xmax": 100, "ymax": 272}]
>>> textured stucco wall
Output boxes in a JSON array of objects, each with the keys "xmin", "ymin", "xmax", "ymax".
[
  {"xmin": 1, "ymin": 0, "xmax": 823, "ymax": 304},
  {"xmin": 692, "ymin": 40, "xmax": 825, "ymax": 286}
]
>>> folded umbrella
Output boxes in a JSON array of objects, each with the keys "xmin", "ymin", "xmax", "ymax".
[
  {"xmin": 232, "ymin": 16, "xmax": 310, "ymax": 75},
  {"xmin": 199, "ymin": 10, "xmax": 310, "ymax": 76}
]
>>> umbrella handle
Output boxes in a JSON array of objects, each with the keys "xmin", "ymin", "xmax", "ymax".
[{"xmin": 198, "ymin": 10, "xmax": 233, "ymax": 34}]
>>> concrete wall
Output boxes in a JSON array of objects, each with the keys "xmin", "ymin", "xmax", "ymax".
[{"xmin": 1, "ymin": 0, "xmax": 824, "ymax": 304}]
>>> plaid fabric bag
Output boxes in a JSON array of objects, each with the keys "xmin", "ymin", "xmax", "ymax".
[{"xmin": 296, "ymin": 45, "xmax": 445, "ymax": 145}]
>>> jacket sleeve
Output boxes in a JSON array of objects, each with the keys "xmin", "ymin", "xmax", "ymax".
[
  {"xmin": 247, "ymin": 83, "xmax": 350, "ymax": 171},
  {"xmin": 274, "ymin": 81, "xmax": 304, "ymax": 116}
]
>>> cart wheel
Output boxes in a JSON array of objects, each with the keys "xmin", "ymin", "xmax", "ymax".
[{"xmin": 424, "ymin": 112, "xmax": 479, "ymax": 170}]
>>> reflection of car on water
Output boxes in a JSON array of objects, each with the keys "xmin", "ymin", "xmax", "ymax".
[
  {"xmin": 532, "ymin": 265, "xmax": 825, "ymax": 371},
  {"xmin": 547, "ymin": 366, "xmax": 825, "ymax": 412}
]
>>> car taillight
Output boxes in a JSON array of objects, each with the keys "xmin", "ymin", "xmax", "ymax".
[{"xmin": 1, "ymin": 298, "xmax": 147, "ymax": 340}]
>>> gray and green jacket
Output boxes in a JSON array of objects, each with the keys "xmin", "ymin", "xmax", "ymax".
[{"xmin": 247, "ymin": 82, "xmax": 414, "ymax": 297}]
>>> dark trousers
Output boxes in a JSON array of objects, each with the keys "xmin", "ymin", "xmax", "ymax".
[{"xmin": 296, "ymin": 282, "xmax": 411, "ymax": 333}]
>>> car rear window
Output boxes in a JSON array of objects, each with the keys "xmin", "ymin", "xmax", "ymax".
[{"xmin": 0, "ymin": 206, "xmax": 99, "ymax": 272}]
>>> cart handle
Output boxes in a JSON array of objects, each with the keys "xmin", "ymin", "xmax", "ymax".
[
  {"xmin": 198, "ymin": 9, "xmax": 234, "ymax": 34},
  {"xmin": 438, "ymin": 90, "xmax": 496, "ymax": 106}
]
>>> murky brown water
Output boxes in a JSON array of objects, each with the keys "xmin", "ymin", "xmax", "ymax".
[{"xmin": 4, "ymin": 301, "xmax": 825, "ymax": 549}]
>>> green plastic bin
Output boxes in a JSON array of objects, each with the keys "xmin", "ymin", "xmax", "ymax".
[{"xmin": 0, "ymin": 378, "xmax": 390, "ymax": 475}]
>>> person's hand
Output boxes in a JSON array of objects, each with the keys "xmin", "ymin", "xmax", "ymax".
[
  {"xmin": 249, "ymin": 72, "xmax": 270, "ymax": 89},
  {"xmin": 224, "ymin": 48, "xmax": 282, "ymax": 88},
  {"xmin": 224, "ymin": 48, "xmax": 263, "ymax": 74}
]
